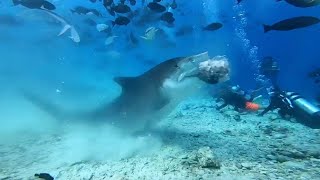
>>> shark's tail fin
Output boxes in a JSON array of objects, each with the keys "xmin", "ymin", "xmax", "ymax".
[
  {"xmin": 22, "ymin": 91, "xmax": 109, "ymax": 122},
  {"xmin": 58, "ymin": 24, "xmax": 80, "ymax": 43},
  {"xmin": 40, "ymin": 9, "xmax": 80, "ymax": 43},
  {"xmin": 69, "ymin": 26, "xmax": 80, "ymax": 43},
  {"xmin": 263, "ymin": 24, "xmax": 272, "ymax": 33},
  {"xmin": 22, "ymin": 91, "xmax": 68, "ymax": 120},
  {"xmin": 58, "ymin": 24, "xmax": 71, "ymax": 36}
]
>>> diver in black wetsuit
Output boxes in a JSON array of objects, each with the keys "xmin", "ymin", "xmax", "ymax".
[
  {"xmin": 258, "ymin": 87, "xmax": 320, "ymax": 129},
  {"xmin": 216, "ymin": 85, "xmax": 258, "ymax": 112},
  {"xmin": 258, "ymin": 87, "xmax": 294, "ymax": 117}
]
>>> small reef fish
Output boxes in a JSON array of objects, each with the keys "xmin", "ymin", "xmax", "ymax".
[
  {"xmin": 170, "ymin": 0, "xmax": 177, "ymax": 9},
  {"xmin": 12, "ymin": 0, "xmax": 56, "ymax": 10},
  {"xmin": 112, "ymin": 16, "xmax": 130, "ymax": 26},
  {"xmin": 140, "ymin": 27, "xmax": 158, "ymax": 40},
  {"xmin": 105, "ymin": 35, "xmax": 118, "ymax": 45},
  {"xmin": 71, "ymin": 6, "xmax": 101, "ymax": 17},
  {"xmin": 103, "ymin": 0, "xmax": 113, "ymax": 7},
  {"xmin": 112, "ymin": 3, "xmax": 131, "ymax": 13},
  {"xmin": 96, "ymin": 23, "xmax": 109, "ymax": 32},
  {"xmin": 34, "ymin": 173, "xmax": 54, "ymax": 180},
  {"xmin": 147, "ymin": 2, "xmax": 166, "ymax": 13},
  {"xmin": 277, "ymin": 0, "xmax": 320, "ymax": 8},
  {"xmin": 203, "ymin": 22, "xmax": 223, "ymax": 31},
  {"xmin": 160, "ymin": 12, "xmax": 175, "ymax": 24}
]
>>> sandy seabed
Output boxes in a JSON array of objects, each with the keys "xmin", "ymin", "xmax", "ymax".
[{"xmin": 1, "ymin": 98, "xmax": 320, "ymax": 180}]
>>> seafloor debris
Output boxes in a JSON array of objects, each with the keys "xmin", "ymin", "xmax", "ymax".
[{"xmin": 182, "ymin": 147, "xmax": 221, "ymax": 169}]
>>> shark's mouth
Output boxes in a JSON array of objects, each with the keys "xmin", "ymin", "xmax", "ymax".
[{"xmin": 175, "ymin": 52, "xmax": 230, "ymax": 84}]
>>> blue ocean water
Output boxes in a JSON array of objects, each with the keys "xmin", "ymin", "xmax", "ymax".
[{"xmin": 1, "ymin": 0, "xmax": 320, "ymax": 179}]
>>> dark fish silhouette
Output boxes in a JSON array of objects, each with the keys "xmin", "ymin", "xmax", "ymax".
[
  {"xmin": 170, "ymin": 0, "xmax": 177, "ymax": 9},
  {"xmin": 103, "ymin": 0, "xmax": 113, "ymax": 7},
  {"xmin": 71, "ymin": 6, "xmax": 89, "ymax": 14},
  {"xmin": 263, "ymin": 16, "xmax": 320, "ymax": 33},
  {"xmin": 12, "ymin": 0, "xmax": 56, "ymax": 10},
  {"xmin": 112, "ymin": 3, "xmax": 131, "ymax": 13},
  {"xmin": 147, "ymin": 2, "xmax": 166, "ymax": 13},
  {"xmin": 277, "ymin": 0, "xmax": 320, "ymax": 7},
  {"xmin": 71, "ymin": 6, "xmax": 101, "ymax": 16},
  {"xmin": 112, "ymin": 16, "xmax": 130, "ymax": 26},
  {"xmin": 160, "ymin": 12, "xmax": 175, "ymax": 24},
  {"xmin": 203, "ymin": 22, "xmax": 223, "ymax": 31},
  {"xmin": 34, "ymin": 173, "xmax": 54, "ymax": 180},
  {"xmin": 22, "ymin": 53, "xmax": 219, "ymax": 133}
]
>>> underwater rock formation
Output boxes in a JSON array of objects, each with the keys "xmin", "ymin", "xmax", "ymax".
[{"xmin": 182, "ymin": 147, "xmax": 221, "ymax": 169}]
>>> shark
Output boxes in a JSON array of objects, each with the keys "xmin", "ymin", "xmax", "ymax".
[
  {"xmin": 40, "ymin": 9, "xmax": 80, "ymax": 43},
  {"xmin": 23, "ymin": 52, "xmax": 229, "ymax": 133}
]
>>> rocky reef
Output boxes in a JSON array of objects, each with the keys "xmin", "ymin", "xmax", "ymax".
[{"xmin": 1, "ymin": 98, "xmax": 320, "ymax": 179}]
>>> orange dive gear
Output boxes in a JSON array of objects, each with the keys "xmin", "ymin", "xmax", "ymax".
[{"xmin": 245, "ymin": 102, "xmax": 260, "ymax": 111}]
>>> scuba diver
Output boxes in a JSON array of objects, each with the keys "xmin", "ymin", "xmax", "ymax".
[
  {"xmin": 258, "ymin": 86, "xmax": 320, "ymax": 129},
  {"xmin": 308, "ymin": 67, "xmax": 320, "ymax": 86},
  {"xmin": 258, "ymin": 87, "xmax": 293, "ymax": 117},
  {"xmin": 216, "ymin": 85, "xmax": 260, "ymax": 112},
  {"xmin": 260, "ymin": 56, "xmax": 280, "ymax": 87}
]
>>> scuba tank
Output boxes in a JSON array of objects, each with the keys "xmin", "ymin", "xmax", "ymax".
[{"xmin": 286, "ymin": 92, "xmax": 320, "ymax": 128}]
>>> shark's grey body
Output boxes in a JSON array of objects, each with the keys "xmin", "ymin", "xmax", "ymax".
[{"xmin": 23, "ymin": 52, "xmax": 227, "ymax": 132}]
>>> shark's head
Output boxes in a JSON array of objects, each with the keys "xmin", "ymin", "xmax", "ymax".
[
  {"xmin": 162, "ymin": 52, "xmax": 230, "ymax": 87},
  {"xmin": 142, "ymin": 52, "xmax": 210, "ymax": 86},
  {"xmin": 108, "ymin": 52, "xmax": 230, "ymax": 132}
]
